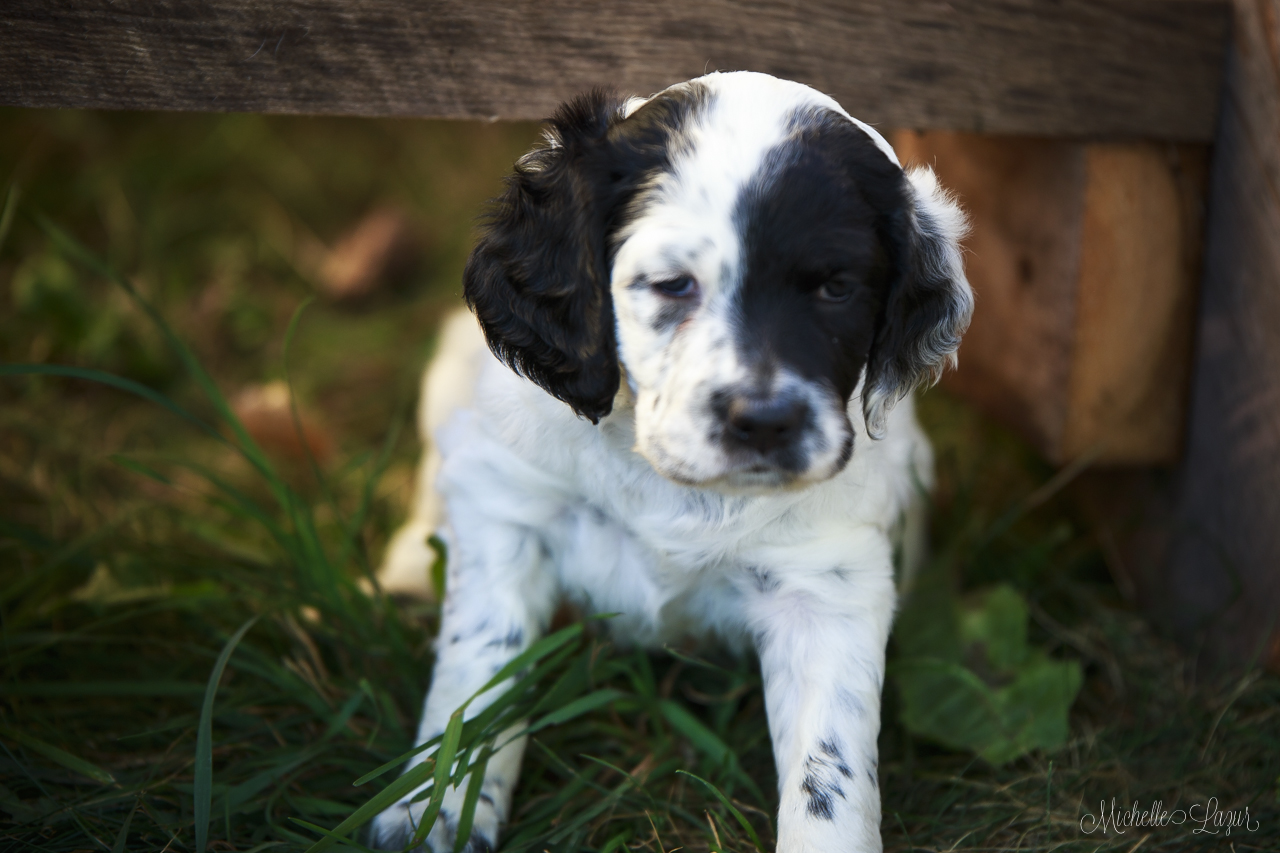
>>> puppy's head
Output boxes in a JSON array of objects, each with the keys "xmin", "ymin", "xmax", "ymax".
[{"xmin": 465, "ymin": 72, "xmax": 971, "ymax": 491}]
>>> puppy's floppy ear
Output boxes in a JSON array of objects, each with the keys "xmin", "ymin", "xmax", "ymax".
[
  {"xmin": 464, "ymin": 90, "xmax": 626, "ymax": 423},
  {"xmin": 863, "ymin": 166, "xmax": 973, "ymax": 438}
]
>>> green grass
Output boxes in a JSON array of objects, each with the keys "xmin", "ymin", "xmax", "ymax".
[{"xmin": 1, "ymin": 108, "xmax": 1278, "ymax": 852}]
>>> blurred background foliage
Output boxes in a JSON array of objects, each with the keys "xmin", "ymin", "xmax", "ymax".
[{"xmin": 0, "ymin": 108, "xmax": 1276, "ymax": 852}]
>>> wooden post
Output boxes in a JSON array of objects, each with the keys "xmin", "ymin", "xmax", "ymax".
[{"xmin": 1158, "ymin": 0, "xmax": 1280, "ymax": 668}]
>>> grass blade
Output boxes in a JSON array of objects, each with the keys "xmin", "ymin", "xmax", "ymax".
[
  {"xmin": 676, "ymin": 770, "xmax": 766, "ymax": 853},
  {"xmin": 352, "ymin": 745, "xmax": 436, "ymax": 788},
  {"xmin": 0, "ymin": 364, "xmax": 219, "ymax": 439},
  {"xmin": 451, "ymin": 747, "xmax": 491, "ymax": 853},
  {"xmin": 302, "ymin": 758, "xmax": 437, "ymax": 853},
  {"xmin": 290, "ymin": 817, "xmax": 380, "ymax": 853},
  {"xmin": 411, "ymin": 710, "xmax": 464, "ymax": 845},
  {"xmin": 195, "ymin": 617, "xmax": 259, "ymax": 853},
  {"xmin": 110, "ymin": 800, "xmax": 137, "ymax": 853},
  {"xmin": 469, "ymin": 623, "xmax": 584, "ymax": 704},
  {"xmin": 0, "ymin": 724, "xmax": 115, "ymax": 784},
  {"xmin": 526, "ymin": 689, "xmax": 623, "ymax": 735}
]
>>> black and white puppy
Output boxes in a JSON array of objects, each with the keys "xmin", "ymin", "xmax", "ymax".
[{"xmin": 373, "ymin": 71, "xmax": 971, "ymax": 853}]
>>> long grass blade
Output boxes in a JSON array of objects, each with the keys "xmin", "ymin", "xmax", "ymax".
[
  {"xmin": 302, "ymin": 758, "xmax": 437, "ymax": 853},
  {"xmin": 110, "ymin": 800, "xmax": 137, "ymax": 853},
  {"xmin": 676, "ymin": 770, "xmax": 766, "ymax": 853},
  {"xmin": 411, "ymin": 710, "xmax": 464, "ymax": 845},
  {"xmin": 0, "ymin": 725, "xmax": 116, "ymax": 784},
  {"xmin": 469, "ymin": 623, "xmax": 584, "ymax": 704},
  {"xmin": 290, "ymin": 817, "xmax": 381, "ymax": 853},
  {"xmin": 0, "ymin": 364, "xmax": 219, "ymax": 439},
  {"xmin": 451, "ymin": 746, "xmax": 491, "ymax": 853},
  {"xmin": 526, "ymin": 689, "xmax": 623, "ymax": 735},
  {"xmin": 195, "ymin": 617, "xmax": 259, "ymax": 853}
]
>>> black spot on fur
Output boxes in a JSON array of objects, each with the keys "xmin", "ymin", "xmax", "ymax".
[
  {"xmin": 478, "ymin": 792, "xmax": 495, "ymax": 807},
  {"xmin": 483, "ymin": 626, "xmax": 525, "ymax": 650},
  {"xmin": 464, "ymin": 83, "xmax": 710, "ymax": 422},
  {"xmin": 801, "ymin": 772, "xmax": 843, "ymax": 820},
  {"xmin": 747, "ymin": 566, "xmax": 780, "ymax": 594},
  {"xmin": 867, "ymin": 768, "xmax": 878, "ymax": 788},
  {"xmin": 819, "ymin": 739, "xmax": 854, "ymax": 779}
]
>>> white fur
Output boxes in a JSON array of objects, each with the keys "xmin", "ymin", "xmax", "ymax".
[{"xmin": 372, "ymin": 71, "xmax": 967, "ymax": 853}]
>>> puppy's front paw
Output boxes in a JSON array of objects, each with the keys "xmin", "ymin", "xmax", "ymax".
[{"xmin": 369, "ymin": 791, "xmax": 499, "ymax": 853}]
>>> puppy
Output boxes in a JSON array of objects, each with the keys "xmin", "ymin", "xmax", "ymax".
[{"xmin": 372, "ymin": 71, "xmax": 971, "ymax": 853}]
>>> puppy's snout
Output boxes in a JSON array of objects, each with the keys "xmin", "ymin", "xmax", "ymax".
[{"xmin": 724, "ymin": 394, "xmax": 808, "ymax": 453}]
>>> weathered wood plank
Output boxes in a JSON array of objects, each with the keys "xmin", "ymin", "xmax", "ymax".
[
  {"xmin": 1160, "ymin": 0, "xmax": 1280, "ymax": 668},
  {"xmin": 0, "ymin": 0, "xmax": 1229, "ymax": 140}
]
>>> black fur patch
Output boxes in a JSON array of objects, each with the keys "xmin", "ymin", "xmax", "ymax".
[
  {"xmin": 801, "ymin": 771, "xmax": 844, "ymax": 820},
  {"xmin": 729, "ymin": 107, "xmax": 908, "ymax": 444},
  {"xmin": 818, "ymin": 739, "xmax": 854, "ymax": 779},
  {"xmin": 464, "ymin": 84, "xmax": 710, "ymax": 422},
  {"xmin": 747, "ymin": 565, "xmax": 780, "ymax": 594}
]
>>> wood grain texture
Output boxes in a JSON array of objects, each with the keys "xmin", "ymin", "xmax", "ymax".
[
  {"xmin": 0, "ymin": 0, "xmax": 1229, "ymax": 140},
  {"xmin": 894, "ymin": 131, "xmax": 1206, "ymax": 465},
  {"xmin": 1062, "ymin": 143, "xmax": 1207, "ymax": 463}
]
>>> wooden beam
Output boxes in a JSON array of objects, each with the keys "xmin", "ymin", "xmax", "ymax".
[{"xmin": 1, "ymin": 1, "xmax": 1228, "ymax": 140}]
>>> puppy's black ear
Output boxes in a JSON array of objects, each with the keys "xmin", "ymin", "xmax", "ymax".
[
  {"xmin": 863, "ymin": 166, "xmax": 973, "ymax": 438},
  {"xmin": 464, "ymin": 90, "xmax": 627, "ymax": 423}
]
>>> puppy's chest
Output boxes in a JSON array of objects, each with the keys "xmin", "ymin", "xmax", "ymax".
[{"xmin": 544, "ymin": 491, "xmax": 759, "ymax": 645}]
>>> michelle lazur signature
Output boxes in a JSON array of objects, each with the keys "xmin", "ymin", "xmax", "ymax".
[{"xmin": 1080, "ymin": 797, "xmax": 1261, "ymax": 837}]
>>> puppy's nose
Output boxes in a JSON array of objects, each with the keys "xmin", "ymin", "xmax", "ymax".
[{"xmin": 725, "ymin": 395, "xmax": 808, "ymax": 453}]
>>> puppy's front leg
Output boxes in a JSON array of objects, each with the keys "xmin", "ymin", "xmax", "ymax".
[
  {"xmin": 744, "ymin": 554, "xmax": 895, "ymax": 853},
  {"xmin": 372, "ymin": 522, "xmax": 558, "ymax": 852}
]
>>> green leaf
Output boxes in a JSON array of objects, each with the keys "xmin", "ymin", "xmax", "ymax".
[
  {"xmin": 988, "ymin": 655, "xmax": 1083, "ymax": 763},
  {"xmin": 960, "ymin": 584, "xmax": 1029, "ymax": 672},
  {"xmin": 893, "ymin": 657, "xmax": 1005, "ymax": 758},
  {"xmin": 0, "ymin": 724, "xmax": 115, "ymax": 784},
  {"xmin": 195, "ymin": 617, "xmax": 259, "ymax": 853}
]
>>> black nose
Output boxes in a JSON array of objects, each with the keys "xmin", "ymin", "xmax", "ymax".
[{"xmin": 725, "ymin": 394, "xmax": 808, "ymax": 453}]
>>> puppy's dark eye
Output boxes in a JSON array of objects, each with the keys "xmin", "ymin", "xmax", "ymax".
[
  {"xmin": 653, "ymin": 276, "xmax": 697, "ymax": 297},
  {"xmin": 816, "ymin": 280, "xmax": 854, "ymax": 303}
]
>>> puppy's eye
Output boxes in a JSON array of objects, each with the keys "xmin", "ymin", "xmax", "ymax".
[
  {"xmin": 816, "ymin": 280, "xmax": 854, "ymax": 303},
  {"xmin": 652, "ymin": 276, "xmax": 697, "ymax": 297}
]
